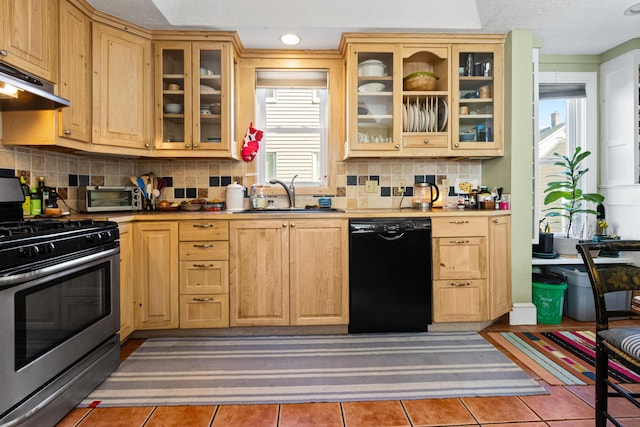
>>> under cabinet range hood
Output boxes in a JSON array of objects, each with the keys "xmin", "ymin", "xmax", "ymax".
[{"xmin": 0, "ymin": 61, "xmax": 70, "ymax": 111}]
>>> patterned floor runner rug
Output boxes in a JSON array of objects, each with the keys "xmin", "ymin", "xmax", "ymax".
[
  {"xmin": 489, "ymin": 330, "xmax": 640, "ymax": 386},
  {"xmin": 81, "ymin": 332, "xmax": 547, "ymax": 407}
]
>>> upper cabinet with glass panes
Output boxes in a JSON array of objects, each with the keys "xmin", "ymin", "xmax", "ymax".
[
  {"xmin": 153, "ymin": 40, "xmax": 238, "ymax": 158},
  {"xmin": 342, "ymin": 34, "xmax": 504, "ymax": 158}
]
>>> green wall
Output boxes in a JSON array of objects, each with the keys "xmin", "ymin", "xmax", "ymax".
[{"xmin": 483, "ymin": 30, "xmax": 534, "ymax": 303}]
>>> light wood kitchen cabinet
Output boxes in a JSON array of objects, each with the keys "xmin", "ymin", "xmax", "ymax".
[
  {"xmin": 345, "ymin": 43, "xmax": 451, "ymax": 158},
  {"xmin": 345, "ymin": 43, "xmax": 400, "ymax": 156},
  {"xmin": 450, "ymin": 43, "xmax": 503, "ymax": 155},
  {"xmin": 432, "ymin": 216, "xmax": 488, "ymax": 322},
  {"xmin": 133, "ymin": 222, "xmax": 178, "ymax": 330},
  {"xmin": 92, "ymin": 22, "xmax": 152, "ymax": 152},
  {"xmin": 488, "ymin": 215, "xmax": 511, "ymax": 319},
  {"xmin": 154, "ymin": 41, "xmax": 238, "ymax": 158},
  {"xmin": 58, "ymin": 0, "xmax": 91, "ymax": 144},
  {"xmin": 400, "ymin": 45, "xmax": 450, "ymax": 157},
  {"xmin": 289, "ymin": 219, "xmax": 349, "ymax": 325},
  {"xmin": 0, "ymin": 0, "xmax": 57, "ymax": 82},
  {"xmin": 178, "ymin": 220, "xmax": 230, "ymax": 328},
  {"xmin": 229, "ymin": 219, "xmax": 289, "ymax": 326},
  {"xmin": 229, "ymin": 218, "xmax": 348, "ymax": 327},
  {"xmin": 343, "ymin": 34, "xmax": 504, "ymax": 159},
  {"xmin": 118, "ymin": 222, "xmax": 134, "ymax": 341}
]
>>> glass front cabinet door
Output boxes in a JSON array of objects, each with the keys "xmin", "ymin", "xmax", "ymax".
[
  {"xmin": 155, "ymin": 41, "xmax": 236, "ymax": 157},
  {"xmin": 345, "ymin": 44, "xmax": 400, "ymax": 156},
  {"xmin": 451, "ymin": 44, "xmax": 503, "ymax": 155}
]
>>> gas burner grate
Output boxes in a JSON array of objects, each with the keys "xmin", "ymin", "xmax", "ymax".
[{"xmin": 0, "ymin": 219, "xmax": 99, "ymax": 238}]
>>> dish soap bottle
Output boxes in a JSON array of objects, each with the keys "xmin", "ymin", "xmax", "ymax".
[{"xmin": 30, "ymin": 187, "xmax": 41, "ymax": 216}]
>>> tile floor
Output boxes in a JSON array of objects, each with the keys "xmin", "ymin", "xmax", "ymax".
[{"xmin": 57, "ymin": 316, "xmax": 640, "ymax": 427}]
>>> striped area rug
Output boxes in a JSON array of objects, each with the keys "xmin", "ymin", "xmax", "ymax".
[
  {"xmin": 489, "ymin": 331, "xmax": 640, "ymax": 386},
  {"xmin": 81, "ymin": 332, "xmax": 546, "ymax": 407}
]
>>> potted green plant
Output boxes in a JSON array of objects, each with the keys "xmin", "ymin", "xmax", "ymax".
[{"xmin": 543, "ymin": 146, "xmax": 605, "ymax": 256}]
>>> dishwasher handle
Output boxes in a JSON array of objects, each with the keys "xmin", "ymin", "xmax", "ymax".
[{"xmin": 377, "ymin": 233, "xmax": 405, "ymax": 241}]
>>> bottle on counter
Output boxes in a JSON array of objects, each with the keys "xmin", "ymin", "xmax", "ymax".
[
  {"xmin": 38, "ymin": 176, "xmax": 49, "ymax": 208},
  {"xmin": 30, "ymin": 187, "xmax": 41, "ymax": 216},
  {"xmin": 20, "ymin": 175, "xmax": 30, "ymax": 216}
]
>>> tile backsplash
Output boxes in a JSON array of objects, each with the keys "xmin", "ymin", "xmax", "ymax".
[{"xmin": 0, "ymin": 145, "xmax": 481, "ymax": 212}]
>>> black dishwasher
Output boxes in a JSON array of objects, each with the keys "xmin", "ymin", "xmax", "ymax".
[{"xmin": 348, "ymin": 218, "xmax": 432, "ymax": 333}]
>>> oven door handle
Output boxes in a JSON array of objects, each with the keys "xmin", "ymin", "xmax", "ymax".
[{"xmin": 0, "ymin": 247, "xmax": 120, "ymax": 287}]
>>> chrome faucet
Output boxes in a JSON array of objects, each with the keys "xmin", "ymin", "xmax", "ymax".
[{"xmin": 269, "ymin": 174, "xmax": 298, "ymax": 208}]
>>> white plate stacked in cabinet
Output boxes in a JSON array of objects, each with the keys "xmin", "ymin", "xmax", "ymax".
[{"xmin": 178, "ymin": 221, "xmax": 230, "ymax": 328}]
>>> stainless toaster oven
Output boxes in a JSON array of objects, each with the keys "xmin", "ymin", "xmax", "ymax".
[{"xmin": 78, "ymin": 186, "xmax": 142, "ymax": 212}]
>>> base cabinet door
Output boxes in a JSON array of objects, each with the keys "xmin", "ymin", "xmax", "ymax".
[
  {"xmin": 488, "ymin": 215, "xmax": 511, "ymax": 318},
  {"xmin": 118, "ymin": 223, "xmax": 134, "ymax": 341},
  {"xmin": 432, "ymin": 236, "xmax": 486, "ymax": 280},
  {"xmin": 133, "ymin": 222, "xmax": 178, "ymax": 330},
  {"xmin": 289, "ymin": 219, "xmax": 349, "ymax": 325},
  {"xmin": 432, "ymin": 217, "xmax": 488, "ymax": 322},
  {"xmin": 179, "ymin": 294, "xmax": 229, "ymax": 328},
  {"xmin": 230, "ymin": 219, "xmax": 349, "ymax": 327},
  {"xmin": 229, "ymin": 220, "xmax": 289, "ymax": 326},
  {"xmin": 433, "ymin": 279, "xmax": 486, "ymax": 322}
]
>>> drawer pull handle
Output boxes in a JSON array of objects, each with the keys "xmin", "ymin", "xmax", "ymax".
[
  {"xmin": 193, "ymin": 297, "xmax": 215, "ymax": 302},
  {"xmin": 193, "ymin": 264, "xmax": 215, "ymax": 268},
  {"xmin": 449, "ymin": 240, "xmax": 470, "ymax": 244},
  {"xmin": 493, "ymin": 219, "xmax": 499, "ymax": 223},
  {"xmin": 450, "ymin": 282, "xmax": 471, "ymax": 287},
  {"xmin": 450, "ymin": 220, "xmax": 469, "ymax": 224},
  {"xmin": 423, "ymin": 139, "xmax": 429, "ymax": 144},
  {"xmin": 193, "ymin": 243, "xmax": 214, "ymax": 248},
  {"xmin": 193, "ymin": 224, "xmax": 214, "ymax": 228}
]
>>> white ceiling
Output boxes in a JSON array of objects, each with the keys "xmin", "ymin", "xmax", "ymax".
[{"xmin": 87, "ymin": 0, "xmax": 640, "ymax": 54}]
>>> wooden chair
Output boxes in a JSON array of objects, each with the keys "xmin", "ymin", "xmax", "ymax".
[{"xmin": 577, "ymin": 240, "xmax": 640, "ymax": 427}]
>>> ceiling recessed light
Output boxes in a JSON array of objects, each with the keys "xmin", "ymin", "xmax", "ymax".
[
  {"xmin": 280, "ymin": 33, "xmax": 300, "ymax": 46},
  {"xmin": 624, "ymin": 2, "xmax": 640, "ymax": 15}
]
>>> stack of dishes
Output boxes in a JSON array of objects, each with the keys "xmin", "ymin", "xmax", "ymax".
[
  {"xmin": 358, "ymin": 82, "xmax": 386, "ymax": 92},
  {"xmin": 358, "ymin": 59, "xmax": 387, "ymax": 77},
  {"xmin": 402, "ymin": 97, "xmax": 448, "ymax": 133}
]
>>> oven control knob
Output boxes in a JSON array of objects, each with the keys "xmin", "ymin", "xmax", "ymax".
[
  {"xmin": 40, "ymin": 242, "xmax": 55, "ymax": 253},
  {"xmin": 19, "ymin": 245, "xmax": 40, "ymax": 257}
]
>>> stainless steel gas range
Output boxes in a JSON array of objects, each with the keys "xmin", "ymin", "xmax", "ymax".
[{"xmin": 0, "ymin": 176, "xmax": 120, "ymax": 427}]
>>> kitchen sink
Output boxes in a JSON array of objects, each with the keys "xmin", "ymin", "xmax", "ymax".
[{"xmin": 233, "ymin": 207, "xmax": 344, "ymax": 214}]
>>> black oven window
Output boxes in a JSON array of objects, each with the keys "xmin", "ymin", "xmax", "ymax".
[{"xmin": 14, "ymin": 262, "xmax": 111, "ymax": 369}]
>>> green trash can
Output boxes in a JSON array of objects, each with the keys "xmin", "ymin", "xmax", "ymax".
[{"xmin": 532, "ymin": 273, "xmax": 567, "ymax": 324}]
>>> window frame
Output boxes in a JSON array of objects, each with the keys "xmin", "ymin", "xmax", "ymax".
[
  {"xmin": 533, "ymin": 71, "xmax": 598, "ymax": 242},
  {"xmin": 255, "ymin": 84, "xmax": 328, "ymax": 187},
  {"xmin": 236, "ymin": 55, "xmax": 344, "ymax": 198}
]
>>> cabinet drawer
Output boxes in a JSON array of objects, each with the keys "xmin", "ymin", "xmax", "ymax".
[
  {"xmin": 433, "ymin": 236, "xmax": 486, "ymax": 279},
  {"xmin": 402, "ymin": 134, "xmax": 448, "ymax": 149},
  {"xmin": 179, "ymin": 241, "xmax": 229, "ymax": 260},
  {"xmin": 179, "ymin": 261, "xmax": 229, "ymax": 294},
  {"xmin": 179, "ymin": 220, "xmax": 229, "ymax": 241},
  {"xmin": 433, "ymin": 279, "xmax": 486, "ymax": 322},
  {"xmin": 179, "ymin": 294, "xmax": 229, "ymax": 328},
  {"xmin": 432, "ymin": 217, "xmax": 487, "ymax": 237}
]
